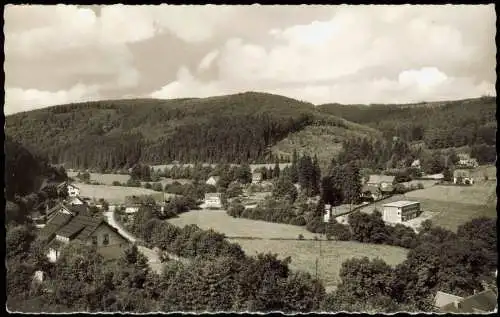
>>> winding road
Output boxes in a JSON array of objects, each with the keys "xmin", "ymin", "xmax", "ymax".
[{"xmin": 103, "ymin": 211, "xmax": 186, "ymax": 274}]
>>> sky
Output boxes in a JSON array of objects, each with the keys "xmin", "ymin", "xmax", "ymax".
[{"xmin": 4, "ymin": 4, "xmax": 496, "ymax": 114}]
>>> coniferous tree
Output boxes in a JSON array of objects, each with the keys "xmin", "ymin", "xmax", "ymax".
[
  {"xmin": 312, "ymin": 155, "xmax": 321, "ymax": 196},
  {"xmin": 290, "ymin": 149, "xmax": 299, "ymax": 184},
  {"xmin": 273, "ymin": 160, "xmax": 281, "ymax": 179}
]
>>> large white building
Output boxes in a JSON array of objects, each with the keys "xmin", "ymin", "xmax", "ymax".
[{"xmin": 382, "ymin": 201, "xmax": 420, "ymax": 223}]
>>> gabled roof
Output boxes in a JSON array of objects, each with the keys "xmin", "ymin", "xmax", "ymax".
[
  {"xmin": 440, "ymin": 289, "xmax": 497, "ymax": 313},
  {"xmin": 367, "ymin": 175, "xmax": 395, "ymax": 184},
  {"xmin": 56, "ymin": 212, "xmax": 103, "ymax": 240},
  {"xmin": 39, "ymin": 212, "xmax": 73, "ymax": 240}
]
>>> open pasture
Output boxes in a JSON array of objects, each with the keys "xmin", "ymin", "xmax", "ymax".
[
  {"xmin": 404, "ymin": 181, "xmax": 495, "ymax": 206},
  {"xmin": 230, "ymin": 239, "xmax": 408, "ymax": 289},
  {"xmin": 167, "ymin": 210, "xmax": 316, "ymax": 239},
  {"xmin": 74, "ymin": 182, "xmax": 161, "ymax": 204},
  {"xmin": 415, "ymin": 198, "xmax": 496, "ymax": 232},
  {"xmin": 68, "ymin": 172, "xmax": 130, "ymax": 185}
]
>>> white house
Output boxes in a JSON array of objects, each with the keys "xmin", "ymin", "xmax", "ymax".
[
  {"xmin": 125, "ymin": 205, "xmax": 141, "ymax": 214},
  {"xmin": 204, "ymin": 193, "xmax": 222, "ymax": 209},
  {"xmin": 57, "ymin": 182, "xmax": 80, "ymax": 197},
  {"xmin": 206, "ymin": 176, "xmax": 220, "ymax": 186},
  {"xmin": 453, "ymin": 169, "xmax": 474, "ymax": 185},
  {"xmin": 323, "ymin": 204, "xmax": 332, "ymax": 223},
  {"xmin": 382, "ymin": 201, "xmax": 420, "ymax": 223},
  {"xmin": 411, "ymin": 159, "xmax": 421, "ymax": 169}
]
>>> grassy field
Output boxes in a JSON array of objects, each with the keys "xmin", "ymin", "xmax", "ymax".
[
  {"xmin": 358, "ymin": 179, "xmax": 496, "ymax": 232},
  {"xmin": 404, "ymin": 181, "xmax": 496, "ymax": 206},
  {"xmin": 74, "ymin": 182, "xmax": 161, "ymax": 204},
  {"xmin": 400, "ymin": 179, "xmax": 438, "ymax": 188},
  {"xmin": 68, "ymin": 172, "xmax": 130, "ymax": 185},
  {"xmin": 231, "ymin": 239, "xmax": 408, "ymax": 289},
  {"xmin": 167, "ymin": 210, "xmax": 317, "ymax": 239},
  {"xmin": 414, "ymin": 198, "xmax": 496, "ymax": 232}
]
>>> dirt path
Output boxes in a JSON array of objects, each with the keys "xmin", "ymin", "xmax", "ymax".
[{"xmin": 103, "ymin": 211, "xmax": 187, "ymax": 273}]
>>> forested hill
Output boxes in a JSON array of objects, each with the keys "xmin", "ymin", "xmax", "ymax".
[
  {"xmin": 317, "ymin": 96, "xmax": 497, "ymax": 149},
  {"xmin": 4, "ymin": 137, "xmax": 67, "ymax": 201},
  {"xmin": 5, "ymin": 92, "xmax": 376, "ymax": 170}
]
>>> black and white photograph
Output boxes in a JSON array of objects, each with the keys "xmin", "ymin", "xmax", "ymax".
[{"xmin": 4, "ymin": 4, "xmax": 497, "ymax": 313}]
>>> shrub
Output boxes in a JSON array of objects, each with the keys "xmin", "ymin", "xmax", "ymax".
[
  {"xmin": 417, "ymin": 183, "xmax": 424, "ymax": 189},
  {"xmin": 112, "ymin": 181, "xmax": 121, "ymax": 186},
  {"xmin": 144, "ymin": 182, "xmax": 152, "ymax": 189},
  {"xmin": 298, "ymin": 234, "xmax": 304, "ymax": 240}
]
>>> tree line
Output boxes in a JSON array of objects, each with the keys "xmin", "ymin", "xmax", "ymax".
[
  {"xmin": 319, "ymin": 96, "xmax": 496, "ymax": 150},
  {"xmin": 5, "ymin": 93, "xmax": 323, "ymax": 170}
]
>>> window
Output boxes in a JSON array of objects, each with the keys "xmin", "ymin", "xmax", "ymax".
[
  {"xmin": 91, "ymin": 236, "xmax": 98, "ymax": 246},
  {"xmin": 103, "ymin": 234, "xmax": 109, "ymax": 246}
]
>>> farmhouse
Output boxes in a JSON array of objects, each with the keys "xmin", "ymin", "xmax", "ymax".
[
  {"xmin": 125, "ymin": 205, "xmax": 141, "ymax": 214},
  {"xmin": 57, "ymin": 182, "xmax": 80, "ymax": 197},
  {"xmin": 206, "ymin": 176, "xmax": 220, "ymax": 186},
  {"xmin": 382, "ymin": 201, "xmax": 420, "ymax": 223},
  {"xmin": 366, "ymin": 175, "xmax": 396, "ymax": 193},
  {"xmin": 453, "ymin": 169, "xmax": 474, "ymax": 185},
  {"xmin": 40, "ymin": 204, "xmax": 129, "ymax": 262},
  {"xmin": 410, "ymin": 159, "xmax": 421, "ymax": 168},
  {"xmin": 204, "ymin": 192, "xmax": 222, "ymax": 209},
  {"xmin": 252, "ymin": 172, "xmax": 263, "ymax": 184},
  {"xmin": 434, "ymin": 289, "xmax": 497, "ymax": 313}
]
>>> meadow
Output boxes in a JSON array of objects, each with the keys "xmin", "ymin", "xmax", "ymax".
[
  {"xmin": 230, "ymin": 239, "xmax": 408, "ymax": 291},
  {"xmin": 167, "ymin": 210, "xmax": 317, "ymax": 239},
  {"xmin": 73, "ymin": 182, "xmax": 161, "ymax": 204},
  {"xmin": 68, "ymin": 172, "xmax": 130, "ymax": 185},
  {"xmin": 359, "ymin": 177, "xmax": 496, "ymax": 232},
  {"xmin": 404, "ymin": 181, "xmax": 496, "ymax": 206}
]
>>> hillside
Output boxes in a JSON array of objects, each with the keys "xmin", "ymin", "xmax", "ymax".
[
  {"xmin": 5, "ymin": 92, "xmax": 377, "ymax": 170},
  {"xmin": 318, "ymin": 96, "xmax": 496, "ymax": 152},
  {"xmin": 4, "ymin": 137, "xmax": 67, "ymax": 200}
]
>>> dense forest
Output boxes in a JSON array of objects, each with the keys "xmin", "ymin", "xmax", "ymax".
[
  {"xmin": 4, "ymin": 137, "xmax": 67, "ymax": 201},
  {"xmin": 5, "ymin": 92, "xmax": 367, "ymax": 170},
  {"xmin": 318, "ymin": 96, "xmax": 496, "ymax": 150}
]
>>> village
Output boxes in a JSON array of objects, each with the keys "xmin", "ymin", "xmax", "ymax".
[
  {"xmin": 20, "ymin": 148, "xmax": 496, "ymax": 314},
  {"xmin": 5, "ymin": 4, "xmax": 497, "ymax": 314}
]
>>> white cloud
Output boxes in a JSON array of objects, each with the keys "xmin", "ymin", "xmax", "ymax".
[
  {"xmin": 153, "ymin": 5, "xmax": 495, "ymax": 104},
  {"xmin": 197, "ymin": 50, "xmax": 220, "ymax": 72},
  {"xmin": 4, "ymin": 4, "xmax": 496, "ymax": 111},
  {"xmin": 4, "ymin": 84, "xmax": 100, "ymax": 115},
  {"xmin": 398, "ymin": 67, "xmax": 448, "ymax": 89}
]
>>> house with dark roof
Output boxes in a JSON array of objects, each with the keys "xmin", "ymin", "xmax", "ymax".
[
  {"xmin": 363, "ymin": 175, "xmax": 396, "ymax": 199},
  {"xmin": 41, "ymin": 203, "xmax": 129, "ymax": 262}
]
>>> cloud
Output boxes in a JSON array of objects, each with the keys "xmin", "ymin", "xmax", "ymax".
[
  {"xmin": 4, "ymin": 5, "xmax": 496, "ymax": 113},
  {"xmin": 152, "ymin": 5, "xmax": 495, "ymax": 104},
  {"xmin": 4, "ymin": 84, "xmax": 100, "ymax": 115},
  {"xmin": 197, "ymin": 50, "xmax": 220, "ymax": 72}
]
